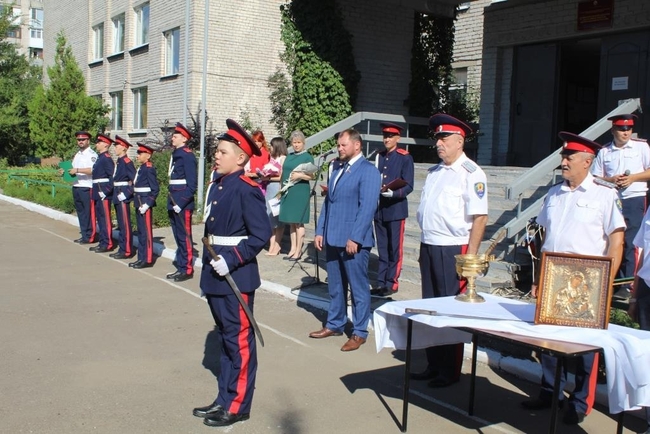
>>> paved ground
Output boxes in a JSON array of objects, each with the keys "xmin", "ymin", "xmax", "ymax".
[{"xmin": 0, "ymin": 199, "xmax": 645, "ymax": 433}]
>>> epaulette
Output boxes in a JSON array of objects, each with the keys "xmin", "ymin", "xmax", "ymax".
[
  {"xmin": 631, "ymin": 137, "xmax": 648, "ymax": 143},
  {"xmin": 123, "ymin": 157, "xmax": 131, "ymax": 163},
  {"xmin": 239, "ymin": 175, "xmax": 258, "ymax": 187},
  {"xmin": 428, "ymin": 164, "xmax": 440, "ymax": 173},
  {"xmin": 183, "ymin": 147, "xmax": 192, "ymax": 153},
  {"xmin": 102, "ymin": 152, "xmax": 111, "ymax": 158},
  {"xmin": 145, "ymin": 161, "xmax": 153, "ymax": 167},
  {"xmin": 593, "ymin": 177, "xmax": 617, "ymax": 189},
  {"xmin": 396, "ymin": 148, "xmax": 409, "ymax": 155},
  {"xmin": 461, "ymin": 160, "xmax": 477, "ymax": 173}
]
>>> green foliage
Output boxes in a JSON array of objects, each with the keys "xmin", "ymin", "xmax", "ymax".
[
  {"xmin": 149, "ymin": 151, "xmax": 172, "ymax": 228},
  {"xmin": 609, "ymin": 307, "xmax": 639, "ymax": 329},
  {"xmin": 28, "ymin": 31, "xmax": 109, "ymax": 159},
  {"xmin": 0, "ymin": 10, "xmax": 42, "ymax": 165},
  {"xmin": 270, "ymin": 0, "xmax": 359, "ymax": 142},
  {"xmin": 1, "ymin": 179, "xmax": 75, "ymax": 213}
]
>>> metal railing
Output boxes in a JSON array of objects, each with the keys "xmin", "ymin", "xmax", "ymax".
[
  {"xmin": 502, "ymin": 98, "xmax": 643, "ymax": 240},
  {"xmin": 7, "ymin": 175, "xmax": 71, "ymax": 198}
]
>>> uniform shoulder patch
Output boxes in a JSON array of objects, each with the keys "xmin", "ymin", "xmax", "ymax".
[
  {"xmin": 396, "ymin": 148, "xmax": 409, "ymax": 155},
  {"xmin": 461, "ymin": 160, "xmax": 477, "ymax": 173},
  {"xmin": 474, "ymin": 182, "xmax": 486, "ymax": 199},
  {"xmin": 123, "ymin": 157, "xmax": 131, "ymax": 163},
  {"xmin": 145, "ymin": 161, "xmax": 152, "ymax": 167},
  {"xmin": 593, "ymin": 177, "xmax": 617, "ymax": 189},
  {"xmin": 183, "ymin": 147, "xmax": 192, "ymax": 153},
  {"xmin": 240, "ymin": 175, "xmax": 258, "ymax": 187},
  {"xmin": 91, "ymin": 157, "xmax": 97, "ymax": 162}
]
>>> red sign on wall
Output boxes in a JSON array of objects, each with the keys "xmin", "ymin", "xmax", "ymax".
[{"xmin": 577, "ymin": 0, "xmax": 614, "ymax": 31}]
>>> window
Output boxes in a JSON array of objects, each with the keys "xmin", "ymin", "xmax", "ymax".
[
  {"xmin": 92, "ymin": 24, "xmax": 104, "ymax": 60},
  {"xmin": 30, "ymin": 8, "xmax": 43, "ymax": 39},
  {"xmin": 164, "ymin": 28, "xmax": 180, "ymax": 76},
  {"xmin": 7, "ymin": 7, "xmax": 21, "ymax": 38},
  {"xmin": 110, "ymin": 92, "xmax": 123, "ymax": 130},
  {"xmin": 133, "ymin": 87, "xmax": 148, "ymax": 130},
  {"xmin": 112, "ymin": 14, "xmax": 125, "ymax": 54},
  {"xmin": 450, "ymin": 68, "xmax": 468, "ymax": 91},
  {"xmin": 134, "ymin": 3, "xmax": 150, "ymax": 47}
]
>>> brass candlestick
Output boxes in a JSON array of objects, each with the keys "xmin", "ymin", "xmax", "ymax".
[{"xmin": 454, "ymin": 253, "xmax": 492, "ymax": 303}]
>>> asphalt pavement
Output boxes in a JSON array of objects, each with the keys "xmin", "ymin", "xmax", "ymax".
[{"xmin": 0, "ymin": 198, "xmax": 645, "ymax": 433}]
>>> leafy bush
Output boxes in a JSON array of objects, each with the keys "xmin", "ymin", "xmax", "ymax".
[{"xmin": 2, "ymin": 179, "xmax": 74, "ymax": 213}]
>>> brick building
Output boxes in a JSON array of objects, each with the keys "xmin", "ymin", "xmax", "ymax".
[{"xmin": 3, "ymin": 0, "xmax": 44, "ymax": 63}]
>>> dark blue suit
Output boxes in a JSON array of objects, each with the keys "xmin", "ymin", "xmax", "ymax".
[
  {"xmin": 112, "ymin": 155, "xmax": 135, "ymax": 256},
  {"xmin": 168, "ymin": 146, "xmax": 197, "ymax": 274},
  {"xmin": 92, "ymin": 152, "xmax": 115, "ymax": 250},
  {"xmin": 134, "ymin": 162, "xmax": 159, "ymax": 264},
  {"xmin": 374, "ymin": 147, "xmax": 414, "ymax": 291},
  {"xmin": 316, "ymin": 156, "xmax": 381, "ymax": 339},
  {"xmin": 199, "ymin": 170, "xmax": 271, "ymax": 415}
]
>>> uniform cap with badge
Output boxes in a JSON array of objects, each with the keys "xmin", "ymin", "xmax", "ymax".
[
  {"xmin": 558, "ymin": 131, "xmax": 602, "ymax": 155},
  {"xmin": 75, "ymin": 131, "xmax": 91, "ymax": 140},
  {"xmin": 173, "ymin": 122, "xmax": 193, "ymax": 140},
  {"xmin": 136, "ymin": 142, "xmax": 155, "ymax": 154},
  {"xmin": 608, "ymin": 114, "xmax": 637, "ymax": 131},
  {"xmin": 429, "ymin": 114, "xmax": 472, "ymax": 138},
  {"xmin": 114, "ymin": 135, "xmax": 132, "ymax": 148},
  {"xmin": 379, "ymin": 122, "xmax": 404, "ymax": 136},
  {"xmin": 217, "ymin": 119, "xmax": 261, "ymax": 157}
]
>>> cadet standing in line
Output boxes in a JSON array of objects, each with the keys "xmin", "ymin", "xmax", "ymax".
[
  {"xmin": 89, "ymin": 133, "xmax": 116, "ymax": 253},
  {"xmin": 166, "ymin": 123, "xmax": 197, "ymax": 283},
  {"xmin": 129, "ymin": 143, "xmax": 159, "ymax": 269},
  {"xmin": 371, "ymin": 122, "xmax": 414, "ymax": 297},
  {"xmin": 67, "ymin": 131, "xmax": 98, "ymax": 244},
  {"xmin": 109, "ymin": 136, "xmax": 136, "ymax": 259},
  {"xmin": 192, "ymin": 119, "xmax": 271, "ymax": 427}
]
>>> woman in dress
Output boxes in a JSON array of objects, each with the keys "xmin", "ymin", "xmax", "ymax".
[
  {"xmin": 245, "ymin": 130, "xmax": 271, "ymax": 193},
  {"xmin": 263, "ymin": 137, "xmax": 288, "ymax": 255},
  {"xmin": 279, "ymin": 130, "xmax": 314, "ymax": 260}
]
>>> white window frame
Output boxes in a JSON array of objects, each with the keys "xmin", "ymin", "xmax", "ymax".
[
  {"xmin": 30, "ymin": 8, "xmax": 43, "ymax": 39},
  {"xmin": 164, "ymin": 28, "xmax": 180, "ymax": 76},
  {"xmin": 110, "ymin": 91, "xmax": 124, "ymax": 131},
  {"xmin": 92, "ymin": 24, "xmax": 104, "ymax": 61},
  {"xmin": 134, "ymin": 3, "xmax": 150, "ymax": 47},
  {"xmin": 132, "ymin": 87, "xmax": 148, "ymax": 130},
  {"xmin": 112, "ymin": 14, "xmax": 125, "ymax": 54}
]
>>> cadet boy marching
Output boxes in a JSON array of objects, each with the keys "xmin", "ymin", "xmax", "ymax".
[
  {"xmin": 89, "ymin": 133, "xmax": 116, "ymax": 253},
  {"xmin": 110, "ymin": 136, "xmax": 136, "ymax": 259},
  {"xmin": 129, "ymin": 143, "xmax": 160, "ymax": 269}
]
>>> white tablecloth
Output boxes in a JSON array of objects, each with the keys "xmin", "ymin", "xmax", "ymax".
[{"xmin": 373, "ymin": 293, "xmax": 650, "ymax": 413}]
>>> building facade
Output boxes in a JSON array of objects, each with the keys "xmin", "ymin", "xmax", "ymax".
[{"xmin": 4, "ymin": 0, "xmax": 44, "ymax": 63}]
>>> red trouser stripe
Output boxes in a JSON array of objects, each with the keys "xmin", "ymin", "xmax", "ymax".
[
  {"xmin": 103, "ymin": 200, "xmax": 114, "ymax": 249},
  {"xmin": 145, "ymin": 210, "xmax": 153, "ymax": 263},
  {"xmin": 390, "ymin": 220, "xmax": 406, "ymax": 291},
  {"xmin": 585, "ymin": 353, "xmax": 599, "ymax": 415},
  {"xmin": 121, "ymin": 202, "xmax": 131, "ymax": 255},
  {"xmin": 230, "ymin": 293, "xmax": 251, "ymax": 414},
  {"xmin": 89, "ymin": 191, "xmax": 97, "ymax": 241},
  {"xmin": 458, "ymin": 244, "xmax": 469, "ymax": 293},
  {"xmin": 183, "ymin": 210, "xmax": 193, "ymax": 274}
]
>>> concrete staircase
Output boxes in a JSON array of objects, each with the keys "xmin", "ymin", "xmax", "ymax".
[{"xmin": 301, "ymin": 163, "xmax": 557, "ymax": 293}]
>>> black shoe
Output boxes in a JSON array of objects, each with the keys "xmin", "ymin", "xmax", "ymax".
[
  {"xmin": 73, "ymin": 237, "xmax": 83, "ymax": 243},
  {"xmin": 192, "ymin": 403, "xmax": 223, "ymax": 418},
  {"xmin": 166, "ymin": 271, "xmax": 181, "ymax": 279},
  {"xmin": 78, "ymin": 239, "xmax": 96, "ymax": 245},
  {"xmin": 94, "ymin": 246, "xmax": 113, "ymax": 253},
  {"xmin": 89, "ymin": 246, "xmax": 101, "ymax": 252},
  {"xmin": 521, "ymin": 397, "xmax": 563, "ymax": 410},
  {"xmin": 128, "ymin": 260, "xmax": 142, "ymax": 268},
  {"xmin": 203, "ymin": 410, "xmax": 250, "ymax": 427},
  {"xmin": 132, "ymin": 262, "xmax": 153, "ymax": 269},
  {"xmin": 410, "ymin": 367, "xmax": 438, "ymax": 381},
  {"xmin": 613, "ymin": 287, "xmax": 631, "ymax": 300},
  {"xmin": 371, "ymin": 287, "xmax": 397, "ymax": 297},
  {"xmin": 110, "ymin": 252, "xmax": 126, "ymax": 259},
  {"xmin": 173, "ymin": 273, "xmax": 193, "ymax": 282},
  {"xmin": 427, "ymin": 375, "xmax": 456, "ymax": 388},
  {"xmin": 562, "ymin": 407, "xmax": 585, "ymax": 425}
]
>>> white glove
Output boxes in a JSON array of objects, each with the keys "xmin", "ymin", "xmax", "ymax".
[
  {"xmin": 98, "ymin": 191, "xmax": 106, "ymax": 200},
  {"xmin": 173, "ymin": 205, "xmax": 182, "ymax": 214},
  {"xmin": 381, "ymin": 189, "xmax": 394, "ymax": 198},
  {"xmin": 139, "ymin": 204, "xmax": 149, "ymax": 214},
  {"xmin": 210, "ymin": 257, "xmax": 229, "ymax": 276},
  {"xmin": 117, "ymin": 192, "xmax": 127, "ymax": 202}
]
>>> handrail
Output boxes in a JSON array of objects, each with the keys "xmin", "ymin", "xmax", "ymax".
[
  {"xmin": 506, "ymin": 98, "xmax": 642, "ymax": 200},
  {"xmin": 7, "ymin": 175, "xmax": 71, "ymax": 198}
]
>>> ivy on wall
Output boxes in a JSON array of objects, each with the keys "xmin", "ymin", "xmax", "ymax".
[{"xmin": 269, "ymin": 0, "xmax": 360, "ymax": 144}]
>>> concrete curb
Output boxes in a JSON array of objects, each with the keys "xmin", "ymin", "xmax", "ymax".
[{"xmin": 2, "ymin": 193, "xmax": 615, "ymax": 410}]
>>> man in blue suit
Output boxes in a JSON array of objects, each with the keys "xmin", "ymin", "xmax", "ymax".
[{"xmin": 309, "ymin": 129, "xmax": 381, "ymax": 352}]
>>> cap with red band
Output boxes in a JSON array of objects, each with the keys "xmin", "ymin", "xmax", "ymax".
[
  {"xmin": 96, "ymin": 133, "xmax": 113, "ymax": 145},
  {"xmin": 608, "ymin": 114, "xmax": 637, "ymax": 129},
  {"xmin": 379, "ymin": 122, "xmax": 404, "ymax": 135},
  {"xmin": 136, "ymin": 143, "xmax": 154, "ymax": 154},
  {"xmin": 75, "ymin": 131, "xmax": 91, "ymax": 139},
  {"xmin": 559, "ymin": 131, "xmax": 602, "ymax": 155},
  {"xmin": 174, "ymin": 123, "xmax": 193, "ymax": 140},
  {"xmin": 217, "ymin": 119, "xmax": 261, "ymax": 157},
  {"xmin": 429, "ymin": 113, "xmax": 472, "ymax": 138},
  {"xmin": 114, "ymin": 135, "xmax": 132, "ymax": 148}
]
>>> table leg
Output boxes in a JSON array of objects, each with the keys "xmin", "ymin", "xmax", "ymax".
[
  {"xmin": 549, "ymin": 357, "xmax": 563, "ymax": 434},
  {"xmin": 616, "ymin": 411, "xmax": 624, "ymax": 434},
  {"xmin": 401, "ymin": 319, "xmax": 413, "ymax": 433},
  {"xmin": 469, "ymin": 333, "xmax": 478, "ymax": 416}
]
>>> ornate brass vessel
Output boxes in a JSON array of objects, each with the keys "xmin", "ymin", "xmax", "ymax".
[{"xmin": 454, "ymin": 253, "xmax": 493, "ymax": 303}]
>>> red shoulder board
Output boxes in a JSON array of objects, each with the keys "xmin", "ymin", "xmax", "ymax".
[
  {"xmin": 239, "ymin": 175, "xmax": 258, "ymax": 187},
  {"xmin": 145, "ymin": 161, "xmax": 153, "ymax": 167},
  {"xmin": 396, "ymin": 148, "xmax": 409, "ymax": 155},
  {"xmin": 124, "ymin": 157, "xmax": 132, "ymax": 163},
  {"xmin": 183, "ymin": 147, "xmax": 192, "ymax": 153}
]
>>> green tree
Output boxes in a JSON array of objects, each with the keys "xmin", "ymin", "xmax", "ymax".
[
  {"xmin": 29, "ymin": 31, "xmax": 109, "ymax": 159},
  {"xmin": 0, "ymin": 9, "xmax": 42, "ymax": 165}
]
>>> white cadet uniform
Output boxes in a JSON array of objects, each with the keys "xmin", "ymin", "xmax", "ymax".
[
  {"xmin": 72, "ymin": 147, "xmax": 98, "ymax": 188},
  {"xmin": 591, "ymin": 138, "xmax": 650, "ymax": 199},
  {"xmin": 538, "ymin": 173, "xmax": 625, "ymax": 255},
  {"xmin": 417, "ymin": 153, "xmax": 488, "ymax": 245}
]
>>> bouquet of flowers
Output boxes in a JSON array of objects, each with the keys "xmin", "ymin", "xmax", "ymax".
[
  {"xmin": 276, "ymin": 162, "xmax": 318, "ymax": 198},
  {"xmin": 256, "ymin": 159, "xmax": 282, "ymax": 178}
]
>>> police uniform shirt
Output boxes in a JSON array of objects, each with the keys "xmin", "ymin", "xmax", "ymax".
[
  {"xmin": 416, "ymin": 153, "xmax": 488, "ymax": 246},
  {"xmin": 591, "ymin": 138, "xmax": 650, "ymax": 199},
  {"xmin": 72, "ymin": 147, "xmax": 98, "ymax": 188},
  {"xmin": 633, "ymin": 209, "xmax": 650, "ymax": 289},
  {"xmin": 537, "ymin": 173, "xmax": 625, "ymax": 256}
]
